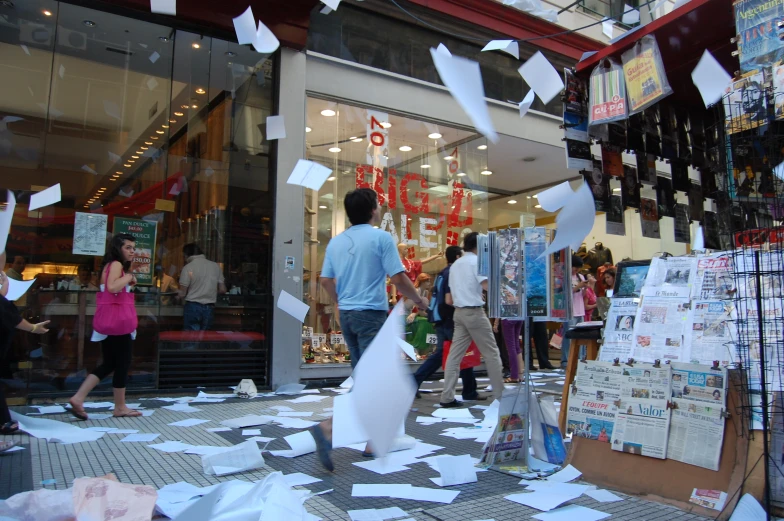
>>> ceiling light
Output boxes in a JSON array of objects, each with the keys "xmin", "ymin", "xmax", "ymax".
[
  {"xmin": 534, "ymin": 204, "xmax": 542, "ymax": 208},
  {"xmin": 144, "ymin": 141, "xmax": 153, "ymax": 145},
  {"xmin": 135, "ymin": 150, "xmax": 143, "ymax": 154},
  {"xmin": 195, "ymin": 88, "xmax": 206, "ymax": 94},
  {"xmin": 380, "ymin": 122, "xmax": 391, "ymax": 128},
  {"xmin": 109, "ymin": 178, "xmax": 117, "ymax": 181},
  {"xmin": 123, "ymin": 163, "xmax": 131, "ymax": 167},
  {"xmin": 612, "ymin": 187, "xmax": 622, "ymax": 192},
  {"xmin": 116, "ymin": 171, "xmax": 123, "ymax": 175},
  {"xmin": 225, "ymin": 51, "xmax": 236, "ymax": 57},
  {"xmin": 127, "ymin": 160, "xmax": 135, "ymax": 163},
  {"xmin": 533, "ymin": 194, "xmax": 538, "ymax": 198},
  {"xmin": 83, "ymin": 20, "xmax": 96, "ymax": 27},
  {"xmin": 328, "ymin": 147, "xmax": 341, "ymax": 153},
  {"xmin": 43, "ymin": 9, "xmax": 52, "ymax": 16},
  {"xmin": 156, "ymin": 130, "xmax": 165, "ymax": 134},
  {"xmin": 140, "ymin": 147, "xmax": 148, "ymax": 151},
  {"xmin": 508, "ymin": 200, "xmax": 517, "ymax": 204},
  {"xmin": 169, "ymin": 119, "xmax": 177, "ymax": 123},
  {"xmin": 131, "ymin": 155, "xmax": 139, "ymax": 159},
  {"xmin": 477, "ymin": 144, "xmax": 488, "ymax": 150},
  {"xmin": 327, "ymin": 176, "xmax": 336, "ymax": 181},
  {"xmin": 112, "ymin": 175, "xmax": 120, "ymax": 178},
  {"xmin": 399, "ymin": 145, "xmax": 412, "ymax": 152},
  {"xmin": 526, "ymin": 196, "xmax": 532, "ymax": 199},
  {"xmin": 349, "ymin": 136, "xmax": 357, "ymax": 140},
  {"xmin": 191, "ymin": 104, "xmax": 198, "ymax": 109},
  {"xmin": 161, "ymin": 124, "xmax": 169, "ymax": 129},
  {"xmin": 99, "ymin": 187, "xmax": 106, "ymax": 191},
  {"xmin": 181, "ymin": 105, "xmax": 189, "ymax": 109},
  {"xmin": 480, "ymin": 170, "xmax": 492, "ymax": 176},
  {"xmin": 321, "ymin": 109, "xmax": 336, "ymax": 117},
  {"xmin": 151, "ymin": 136, "xmax": 158, "ymax": 140},
  {"xmin": 173, "ymin": 112, "xmax": 184, "ymax": 117},
  {"xmin": 444, "ymin": 156, "xmax": 454, "ymax": 161},
  {"xmin": 428, "ymin": 133, "xmax": 442, "ymax": 139},
  {"xmin": 421, "ymin": 164, "xmax": 430, "ymax": 169},
  {"xmin": 457, "ymin": 172, "xmax": 466, "ymax": 177},
  {"xmin": 159, "ymin": 36, "xmax": 170, "ymax": 42},
  {"xmin": 351, "ymin": 137, "xmax": 363, "ymax": 143},
  {"xmin": 319, "ymin": 205, "xmax": 327, "ymax": 209},
  {"xmin": 306, "ymin": 127, "xmax": 312, "ymax": 133},
  {"xmin": 192, "ymin": 43, "xmax": 200, "ymax": 49}
]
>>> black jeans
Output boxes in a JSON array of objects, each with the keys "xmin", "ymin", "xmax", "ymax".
[
  {"xmin": 92, "ymin": 334, "xmax": 133, "ymax": 388},
  {"xmin": 529, "ymin": 318, "xmax": 552, "ymax": 367},
  {"xmin": 413, "ymin": 322, "xmax": 478, "ymax": 399}
]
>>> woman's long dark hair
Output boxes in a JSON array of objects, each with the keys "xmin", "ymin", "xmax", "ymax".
[{"xmin": 102, "ymin": 233, "xmax": 136, "ymax": 273}]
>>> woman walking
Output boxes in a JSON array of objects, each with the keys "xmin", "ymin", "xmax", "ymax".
[
  {"xmin": 69, "ymin": 233, "xmax": 140, "ymax": 420},
  {"xmin": 495, "ymin": 318, "xmax": 524, "ymax": 383},
  {"xmin": 0, "ymin": 271, "xmax": 50, "ymax": 447}
]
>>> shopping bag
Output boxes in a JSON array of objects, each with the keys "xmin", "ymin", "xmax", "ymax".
[
  {"xmin": 480, "ymin": 386, "xmax": 528, "ymax": 465},
  {"xmin": 442, "ymin": 340, "xmax": 481, "ymax": 370},
  {"xmin": 235, "ymin": 379, "xmax": 258, "ymax": 399},
  {"xmin": 529, "ymin": 393, "xmax": 566, "ymax": 464},
  {"xmin": 549, "ymin": 333, "xmax": 563, "ymax": 350},
  {"xmin": 93, "ymin": 265, "xmax": 137, "ymax": 336}
]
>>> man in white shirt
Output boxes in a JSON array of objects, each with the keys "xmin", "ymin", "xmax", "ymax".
[{"xmin": 440, "ymin": 232, "xmax": 505, "ymax": 407}]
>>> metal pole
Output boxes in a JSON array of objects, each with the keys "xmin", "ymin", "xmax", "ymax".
[{"xmin": 754, "ymin": 250, "xmax": 772, "ymax": 520}]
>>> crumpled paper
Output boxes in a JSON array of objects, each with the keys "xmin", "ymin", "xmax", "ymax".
[{"xmin": 0, "ymin": 488, "xmax": 74, "ymax": 521}]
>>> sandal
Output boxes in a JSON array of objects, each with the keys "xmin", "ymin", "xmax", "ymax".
[
  {"xmin": 0, "ymin": 441, "xmax": 17, "ymax": 453},
  {"xmin": 504, "ymin": 378, "xmax": 521, "ymax": 383},
  {"xmin": 112, "ymin": 409, "xmax": 142, "ymax": 418},
  {"xmin": 0, "ymin": 421, "xmax": 18, "ymax": 435}
]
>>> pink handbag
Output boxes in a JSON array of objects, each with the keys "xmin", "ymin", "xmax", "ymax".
[{"xmin": 93, "ymin": 264, "xmax": 137, "ymax": 336}]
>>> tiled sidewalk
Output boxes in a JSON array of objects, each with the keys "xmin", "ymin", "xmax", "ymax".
[{"xmin": 3, "ymin": 375, "xmax": 712, "ymax": 521}]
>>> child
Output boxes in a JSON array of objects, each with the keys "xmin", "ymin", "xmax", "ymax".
[{"xmin": 584, "ymin": 273, "xmax": 598, "ymax": 322}]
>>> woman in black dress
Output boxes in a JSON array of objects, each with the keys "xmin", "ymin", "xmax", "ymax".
[{"xmin": 0, "ymin": 270, "xmax": 50, "ymax": 445}]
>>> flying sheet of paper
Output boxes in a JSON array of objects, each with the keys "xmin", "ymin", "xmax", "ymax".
[
  {"xmin": 148, "ymin": 441, "xmax": 193, "ymax": 453},
  {"xmin": 546, "ymin": 464, "xmax": 582, "ymax": 482},
  {"xmin": 435, "ymin": 454, "xmax": 478, "ymax": 486},
  {"xmin": 277, "ymin": 411, "xmax": 313, "ymax": 417},
  {"xmin": 253, "ymin": 20, "xmax": 280, "ymax": 54},
  {"xmin": 341, "ymin": 376, "xmax": 354, "ymax": 389},
  {"xmin": 163, "ymin": 403, "xmax": 202, "ymax": 413},
  {"xmin": 266, "ymin": 115, "xmax": 286, "ymax": 140},
  {"xmin": 270, "ymin": 417, "xmax": 318, "ymax": 429},
  {"xmin": 691, "ymin": 50, "xmax": 732, "ymax": 109},
  {"xmin": 58, "ymin": 64, "xmax": 65, "ymax": 79},
  {"xmin": 6, "ymin": 278, "xmax": 36, "ymax": 302},
  {"xmin": 332, "ymin": 393, "xmax": 402, "ymax": 448},
  {"xmin": 103, "ymin": 100, "xmax": 121, "ymax": 120},
  {"xmin": 283, "ymin": 472, "xmax": 323, "ymax": 487},
  {"xmin": 539, "ymin": 182, "xmax": 595, "ymax": 258},
  {"xmin": 169, "ymin": 418, "xmax": 211, "ymax": 428},
  {"xmin": 518, "ymin": 90, "xmax": 535, "ymax": 118},
  {"xmin": 518, "ymin": 51, "xmax": 564, "ymax": 105},
  {"xmin": 621, "ymin": 4, "xmax": 640, "ymax": 24},
  {"xmin": 202, "ymin": 440, "xmax": 265, "ymax": 476},
  {"xmin": 286, "ymin": 159, "xmax": 333, "ymax": 191},
  {"xmin": 602, "ymin": 18, "xmax": 614, "ymax": 38},
  {"xmin": 147, "ymin": 77, "xmax": 159, "ymax": 91},
  {"xmin": 481, "ymin": 40, "xmax": 519, "ymax": 59},
  {"xmin": 150, "ymin": 0, "xmax": 177, "ymax": 15},
  {"xmin": 729, "ymin": 494, "xmax": 766, "ymax": 521},
  {"xmin": 0, "ymin": 189, "xmax": 16, "ymax": 253},
  {"xmin": 585, "ymin": 489, "xmax": 623, "ymax": 502},
  {"xmin": 277, "ymin": 290, "xmax": 309, "ymax": 322},
  {"xmin": 351, "ymin": 302, "xmax": 415, "ymax": 458},
  {"xmin": 430, "ymin": 47, "xmax": 499, "ymax": 144},
  {"xmin": 269, "ymin": 430, "xmax": 316, "ymax": 457},
  {"xmin": 397, "ymin": 338, "xmax": 418, "ymax": 361},
  {"xmin": 321, "ymin": 0, "xmax": 341, "ymax": 9},
  {"xmin": 232, "ymin": 6, "xmax": 256, "ymax": 45},
  {"xmin": 692, "ymin": 226, "xmax": 705, "ymax": 251},
  {"xmin": 532, "ymin": 505, "xmax": 610, "ymax": 521},
  {"xmin": 436, "ymin": 43, "xmax": 451, "ymax": 57},
  {"xmin": 120, "ymin": 433, "xmax": 160, "ymax": 443},
  {"xmin": 29, "ymin": 184, "xmax": 61, "ymax": 211},
  {"xmin": 276, "ymin": 383, "xmax": 307, "ymax": 395},
  {"xmin": 149, "ymin": 51, "xmax": 160, "ymax": 63}
]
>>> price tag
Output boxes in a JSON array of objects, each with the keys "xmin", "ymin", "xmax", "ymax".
[
  {"xmin": 311, "ymin": 336, "xmax": 321, "ymax": 348},
  {"xmin": 426, "ymin": 334, "xmax": 438, "ymax": 345},
  {"xmin": 315, "ymin": 334, "xmax": 327, "ymax": 346},
  {"xmin": 330, "ymin": 334, "xmax": 344, "ymax": 345},
  {"xmin": 302, "ymin": 327, "xmax": 313, "ymax": 338}
]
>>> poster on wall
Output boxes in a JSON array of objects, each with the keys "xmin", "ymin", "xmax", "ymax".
[
  {"xmin": 724, "ymin": 72, "xmax": 767, "ymax": 134},
  {"xmin": 734, "ymin": 0, "xmax": 784, "ymax": 74},
  {"xmin": 688, "ymin": 183, "xmax": 704, "ymax": 222},
  {"xmin": 601, "ymin": 144, "xmax": 624, "ymax": 177},
  {"xmin": 622, "ymin": 165, "xmax": 641, "ymax": 209},
  {"xmin": 774, "ymin": 64, "xmax": 784, "ymax": 120},
  {"xmin": 584, "ymin": 160, "xmax": 611, "ymax": 212},
  {"xmin": 656, "ymin": 176, "xmax": 675, "ymax": 217},
  {"xmin": 73, "ymin": 212, "xmax": 108, "ymax": 256},
  {"xmin": 671, "ymin": 161, "xmax": 691, "ymax": 192},
  {"xmin": 498, "ymin": 229, "xmax": 524, "ymax": 318},
  {"xmin": 564, "ymin": 68, "xmax": 589, "ymax": 116},
  {"xmin": 674, "ymin": 204, "xmax": 691, "ymax": 244},
  {"xmin": 523, "ymin": 227, "xmax": 548, "ymax": 317},
  {"xmin": 703, "ymin": 212, "xmax": 722, "ymax": 249},
  {"xmin": 565, "ymin": 139, "xmax": 593, "ymax": 170},
  {"xmin": 636, "ymin": 153, "xmax": 657, "ymax": 184},
  {"xmin": 113, "ymin": 216, "xmax": 157, "ymax": 286},
  {"xmin": 548, "ymin": 245, "xmax": 569, "ymax": 321},
  {"xmin": 606, "ymin": 195, "xmax": 626, "ymax": 236},
  {"xmin": 621, "ymin": 35, "xmax": 672, "ymax": 114},
  {"xmin": 564, "ymin": 112, "xmax": 589, "ymax": 142},
  {"xmin": 640, "ymin": 198, "xmax": 661, "ymax": 239}
]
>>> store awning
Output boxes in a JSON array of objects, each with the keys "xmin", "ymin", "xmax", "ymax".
[{"xmin": 575, "ymin": 0, "xmax": 738, "ymax": 104}]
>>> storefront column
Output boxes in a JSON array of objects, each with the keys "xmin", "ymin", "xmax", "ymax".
[{"xmin": 271, "ymin": 48, "xmax": 306, "ymax": 388}]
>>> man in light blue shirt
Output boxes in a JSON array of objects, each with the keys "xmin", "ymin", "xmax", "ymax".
[{"xmin": 311, "ymin": 188, "xmax": 427, "ymax": 471}]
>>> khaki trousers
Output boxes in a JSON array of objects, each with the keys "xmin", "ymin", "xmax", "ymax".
[{"xmin": 440, "ymin": 307, "xmax": 505, "ymax": 403}]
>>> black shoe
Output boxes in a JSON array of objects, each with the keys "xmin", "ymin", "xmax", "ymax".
[
  {"xmin": 308, "ymin": 425, "xmax": 334, "ymax": 472},
  {"xmin": 462, "ymin": 395, "xmax": 488, "ymax": 401},
  {"xmin": 415, "ymin": 391, "xmax": 422, "ymax": 399},
  {"xmin": 541, "ymin": 364, "xmax": 556, "ymax": 370},
  {"xmin": 439, "ymin": 400, "xmax": 463, "ymax": 408},
  {"xmin": 529, "ymin": 366, "xmax": 537, "ymax": 371}
]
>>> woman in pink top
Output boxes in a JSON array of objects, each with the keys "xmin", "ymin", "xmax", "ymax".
[{"xmin": 583, "ymin": 274, "xmax": 598, "ymax": 322}]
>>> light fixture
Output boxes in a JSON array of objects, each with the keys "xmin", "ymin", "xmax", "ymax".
[
  {"xmin": 444, "ymin": 156, "xmax": 454, "ymax": 161},
  {"xmin": 43, "ymin": 9, "xmax": 52, "ymax": 16},
  {"xmin": 534, "ymin": 204, "xmax": 542, "ymax": 209},
  {"xmin": 135, "ymin": 150, "xmax": 143, "ymax": 154},
  {"xmin": 421, "ymin": 164, "xmax": 430, "ymax": 169},
  {"xmin": 191, "ymin": 104, "xmax": 198, "ymax": 109},
  {"xmin": 457, "ymin": 172, "xmax": 466, "ymax": 177},
  {"xmin": 99, "ymin": 187, "xmax": 106, "ymax": 191},
  {"xmin": 428, "ymin": 132, "xmax": 442, "ymax": 139},
  {"xmin": 351, "ymin": 137, "xmax": 363, "ymax": 143},
  {"xmin": 123, "ymin": 163, "xmax": 131, "ymax": 167},
  {"xmin": 181, "ymin": 104, "xmax": 189, "ymax": 109},
  {"xmin": 161, "ymin": 124, "xmax": 169, "ymax": 129},
  {"xmin": 169, "ymin": 119, "xmax": 177, "ymax": 123},
  {"xmin": 159, "ymin": 36, "xmax": 170, "ymax": 43},
  {"xmin": 477, "ymin": 144, "xmax": 488, "ymax": 150},
  {"xmin": 480, "ymin": 170, "xmax": 492, "ymax": 176},
  {"xmin": 156, "ymin": 130, "xmax": 165, "ymax": 134},
  {"xmin": 116, "ymin": 171, "xmax": 123, "ymax": 175},
  {"xmin": 144, "ymin": 141, "xmax": 153, "ymax": 145},
  {"xmin": 380, "ymin": 122, "xmax": 391, "ymax": 129},
  {"xmin": 192, "ymin": 43, "xmax": 200, "ymax": 49},
  {"xmin": 195, "ymin": 88, "xmax": 206, "ymax": 94},
  {"xmin": 173, "ymin": 112, "xmax": 184, "ymax": 118},
  {"xmin": 319, "ymin": 205, "xmax": 327, "ymax": 209},
  {"xmin": 328, "ymin": 147, "xmax": 341, "ymax": 153},
  {"xmin": 83, "ymin": 20, "xmax": 96, "ymax": 27},
  {"xmin": 508, "ymin": 200, "xmax": 517, "ymax": 204},
  {"xmin": 225, "ymin": 51, "xmax": 236, "ymax": 57},
  {"xmin": 127, "ymin": 160, "xmax": 135, "ymax": 163},
  {"xmin": 131, "ymin": 155, "xmax": 139, "ymax": 159},
  {"xmin": 112, "ymin": 174, "xmax": 120, "ymax": 178},
  {"xmin": 533, "ymin": 194, "xmax": 538, "ymax": 199},
  {"xmin": 305, "ymin": 127, "xmax": 312, "ymax": 133},
  {"xmin": 151, "ymin": 136, "xmax": 158, "ymax": 140},
  {"xmin": 109, "ymin": 178, "xmax": 117, "ymax": 181},
  {"xmin": 349, "ymin": 136, "xmax": 357, "ymax": 141},
  {"xmin": 321, "ymin": 109, "xmax": 336, "ymax": 117},
  {"xmin": 399, "ymin": 145, "xmax": 412, "ymax": 152},
  {"xmin": 327, "ymin": 176, "xmax": 336, "ymax": 181},
  {"xmin": 526, "ymin": 196, "xmax": 532, "ymax": 199},
  {"xmin": 612, "ymin": 187, "xmax": 622, "ymax": 192}
]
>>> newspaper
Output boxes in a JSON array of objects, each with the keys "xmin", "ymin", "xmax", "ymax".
[
  {"xmin": 642, "ymin": 257, "xmax": 698, "ymax": 298},
  {"xmin": 611, "ymin": 398, "xmax": 670, "ymax": 459},
  {"xmin": 737, "ymin": 298, "xmax": 784, "ymax": 391},
  {"xmin": 630, "ymin": 296, "xmax": 692, "ymax": 363},
  {"xmin": 686, "ymin": 300, "xmax": 736, "ymax": 366},
  {"xmin": 566, "ymin": 361, "xmax": 623, "ymax": 442},
  {"xmin": 692, "ymin": 253, "xmax": 735, "ymax": 300},
  {"xmin": 599, "ymin": 298, "xmax": 639, "ymax": 362},
  {"xmin": 670, "ymin": 363, "xmax": 727, "ymax": 406},
  {"xmin": 667, "ymin": 399, "xmax": 725, "ymax": 471},
  {"xmin": 481, "ymin": 386, "xmax": 528, "ymax": 465}
]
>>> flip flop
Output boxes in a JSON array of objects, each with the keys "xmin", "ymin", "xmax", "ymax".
[
  {"xmin": 69, "ymin": 409, "xmax": 88, "ymax": 421},
  {"xmin": 0, "ymin": 421, "xmax": 18, "ymax": 435},
  {"xmin": 112, "ymin": 410, "xmax": 142, "ymax": 418},
  {"xmin": 0, "ymin": 441, "xmax": 17, "ymax": 453}
]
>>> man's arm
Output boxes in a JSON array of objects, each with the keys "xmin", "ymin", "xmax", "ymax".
[
  {"xmin": 421, "ymin": 251, "xmax": 444, "ymax": 265},
  {"xmin": 218, "ymin": 282, "xmax": 227, "ymax": 295},
  {"xmin": 481, "ymin": 280, "xmax": 488, "ymax": 292},
  {"xmin": 445, "ymin": 292, "xmax": 453, "ymax": 306},
  {"xmin": 390, "ymin": 272, "xmax": 428, "ymax": 309},
  {"xmin": 320, "ymin": 277, "xmax": 338, "ymax": 304},
  {"xmin": 177, "ymin": 285, "xmax": 188, "ymax": 299}
]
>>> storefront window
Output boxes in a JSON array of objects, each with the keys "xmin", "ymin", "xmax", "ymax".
[
  {"xmin": 0, "ymin": 1, "xmax": 275, "ymax": 397},
  {"xmin": 302, "ymin": 97, "xmax": 489, "ymax": 365}
]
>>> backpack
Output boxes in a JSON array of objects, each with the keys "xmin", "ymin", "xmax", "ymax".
[
  {"xmin": 235, "ymin": 379, "xmax": 258, "ymax": 399},
  {"xmin": 427, "ymin": 271, "xmax": 447, "ymax": 323}
]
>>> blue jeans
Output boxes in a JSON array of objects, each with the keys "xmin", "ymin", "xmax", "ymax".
[
  {"xmin": 340, "ymin": 310, "xmax": 388, "ymax": 369},
  {"xmin": 413, "ymin": 322, "xmax": 477, "ymax": 399},
  {"xmin": 183, "ymin": 302, "xmax": 215, "ymax": 331}
]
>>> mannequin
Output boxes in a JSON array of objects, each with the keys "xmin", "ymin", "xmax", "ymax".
[
  {"xmin": 586, "ymin": 242, "xmax": 613, "ymax": 275},
  {"xmin": 390, "ymin": 244, "xmax": 443, "ymax": 304}
]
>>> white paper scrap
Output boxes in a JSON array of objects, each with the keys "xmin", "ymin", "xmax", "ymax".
[
  {"xmin": 691, "ymin": 50, "xmax": 732, "ymax": 109},
  {"xmin": 692, "ymin": 226, "xmax": 705, "ymax": 251},
  {"xmin": 283, "ymin": 472, "xmax": 322, "ymax": 487},
  {"xmin": 202, "ymin": 440, "xmax": 265, "ymax": 476},
  {"xmin": 220, "ymin": 415, "xmax": 273, "ymax": 428},
  {"xmin": 253, "ymin": 20, "xmax": 280, "ymax": 54},
  {"xmin": 436, "ymin": 43, "xmax": 451, "ymax": 57},
  {"xmin": 286, "ymin": 159, "xmax": 333, "ymax": 192},
  {"xmin": 147, "ymin": 77, "xmax": 159, "ymax": 91},
  {"xmin": 352, "ymin": 484, "xmax": 412, "ymax": 497},
  {"xmin": 432, "ymin": 408, "xmax": 474, "ymax": 419},
  {"xmin": 286, "ymin": 395, "xmax": 328, "ymax": 404},
  {"xmin": 150, "ymin": 0, "xmax": 177, "ymax": 15},
  {"xmin": 435, "ymin": 454, "xmax": 478, "ymax": 486},
  {"xmin": 430, "ymin": 48, "xmax": 499, "ymax": 143},
  {"xmin": 533, "ymin": 505, "xmax": 611, "ymax": 521},
  {"xmin": 321, "ymin": 0, "xmax": 341, "ymax": 10},
  {"xmin": 58, "ymin": 64, "xmax": 65, "ymax": 79},
  {"xmin": 602, "ymin": 18, "xmax": 614, "ymax": 39},
  {"xmin": 518, "ymin": 51, "xmax": 564, "ymax": 105},
  {"xmin": 277, "ymin": 411, "xmax": 313, "ymax": 417},
  {"xmin": 163, "ymin": 403, "xmax": 202, "ymax": 413},
  {"xmin": 243, "ymin": 429, "xmax": 261, "ymax": 436},
  {"xmin": 270, "ymin": 430, "xmax": 316, "ymax": 457},
  {"xmin": 168, "ymin": 418, "xmax": 210, "ymax": 428},
  {"xmin": 397, "ymin": 338, "xmax": 418, "ymax": 361},
  {"xmin": 266, "ymin": 115, "xmax": 286, "ymax": 140},
  {"xmin": 120, "ymin": 433, "xmax": 160, "ymax": 443},
  {"xmin": 11, "ymin": 411, "xmax": 106, "ymax": 445},
  {"xmin": 276, "ymin": 383, "xmax": 307, "ymax": 395},
  {"xmin": 539, "ymin": 182, "xmax": 595, "ymax": 258},
  {"xmin": 545, "ymin": 464, "xmax": 581, "ymax": 483},
  {"xmin": 396, "ymin": 486, "xmax": 460, "ymax": 503},
  {"xmin": 481, "ymin": 40, "xmax": 520, "ymax": 59},
  {"xmin": 729, "ymin": 493, "xmax": 766, "ymax": 521},
  {"xmin": 232, "ymin": 6, "xmax": 257, "ymax": 45},
  {"xmin": 184, "ymin": 446, "xmax": 232, "ymax": 456},
  {"xmin": 0, "ymin": 190, "xmax": 16, "ymax": 253},
  {"xmin": 103, "ymin": 100, "xmax": 121, "ymax": 120},
  {"xmin": 621, "ymin": 4, "xmax": 640, "ymax": 24},
  {"xmin": 585, "ymin": 489, "xmax": 623, "ymax": 502},
  {"xmin": 149, "ymin": 51, "xmax": 160, "ymax": 63},
  {"xmin": 518, "ymin": 90, "xmax": 535, "ymax": 118},
  {"xmin": 31, "ymin": 405, "xmax": 65, "ymax": 415},
  {"xmin": 148, "ymin": 441, "xmax": 193, "ymax": 453}
]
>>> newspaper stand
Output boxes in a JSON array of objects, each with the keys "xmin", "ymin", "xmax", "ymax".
[{"xmin": 557, "ymin": 325, "xmax": 602, "ymax": 434}]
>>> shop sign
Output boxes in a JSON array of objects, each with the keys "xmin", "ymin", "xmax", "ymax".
[
  {"xmin": 73, "ymin": 212, "xmax": 108, "ymax": 256},
  {"xmin": 588, "ymin": 61, "xmax": 627, "ymax": 125},
  {"xmin": 366, "ymin": 110, "xmax": 389, "ymax": 169},
  {"xmin": 734, "ymin": 226, "xmax": 784, "ymax": 247},
  {"xmin": 113, "ymin": 216, "xmax": 157, "ymax": 286}
]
